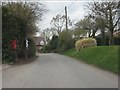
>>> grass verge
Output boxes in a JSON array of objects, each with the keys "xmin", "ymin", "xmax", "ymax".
[{"xmin": 63, "ymin": 46, "xmax": 119, "ymax": 74}]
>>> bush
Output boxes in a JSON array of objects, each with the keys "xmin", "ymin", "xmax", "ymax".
[
  {"xmin": 2, "ymin": 38, "xmax": 17, "ymax": 64},
  {"xmin": 59, "ymin": 30, "xmax": 74, "ymax": 51},
  {"xmin": 42, "ymin": 45, "xmax": 51, "ymax": 53},
  {"xmin": 49, "ymin": 35, "xmax": 59, "ymax": 51},
  {"xmin": 2, "ymin": 48, "xmax": 16, "ymax": 64},
  {"xmin": 75, "ymin": 38, "xmax": 97, "ymax": 51}
]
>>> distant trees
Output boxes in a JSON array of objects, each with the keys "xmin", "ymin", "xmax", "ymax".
[
  {"xmin": 73, "ymin": 16, "xmax": 99, "ymax": 40},
  {"xmin": 42, "ymin": 2, "xmax": 120, "ymax": 53},
  {"xmin": 86, "ymin": 2, "xmax": 120, "ymax": 45},
  {"xmin": 50, "ymin": 14, "xmax": 72, "ymax": 35},
  {"xmin": 42, "ymin": 30, "xmax": 75, "ymax": 53},
  {"xmin": 73, "ymin": 28, "xmax": 86, "ymax": 40},
  {"xmin": 42, "ymin": 26, "xmax": 72, "ymax": 53},
  {"xmin": 41, "ymin": 13, "xmax": 74, "ymax": 53},
  {"xmin": 74, "ymin": 17, "xmax": 93, "ymax": 38},
  {"xmin": 49, "ymin": 35, "xmax": 59, "ymax": 51},
  {"xmin": 73, "ymin": 2, "xmax": 120, "ymax": 45}
]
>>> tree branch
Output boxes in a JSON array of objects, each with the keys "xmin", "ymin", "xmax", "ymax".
[{"xmin": 113, "ymin": 16, "xmax": 120, "ymax": 29}]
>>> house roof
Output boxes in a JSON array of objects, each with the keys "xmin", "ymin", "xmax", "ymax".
[
  {"xmin": 96, "ymin": 30, "xmax": 120, "ymax": 38},
  {"xmin": 113, "ymin": 30, "xmax": 120, "ymax": 37}
]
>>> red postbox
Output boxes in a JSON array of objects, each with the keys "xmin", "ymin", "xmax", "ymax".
[{"xmin": 11, "ymin": 40, "xmax": 17, "ymax": 49}]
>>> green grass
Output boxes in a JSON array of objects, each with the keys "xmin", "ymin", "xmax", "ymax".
[{"xmin": 63, "ymin": 46, "xmax": 119, "ymax": 74}]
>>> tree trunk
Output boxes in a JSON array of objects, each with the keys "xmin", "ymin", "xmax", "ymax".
[
  {"xmin": 108, "ymin": 4, "xmax": 114, "ymax": 45},
  {"xmin": 101, "ymin": 29, "xmax": 106, "ymax": 45},
  {"xmin": 92, "ymin": 29, "xmax": 98, "ymax": 38},
  {"xmin": 88, "ymin": 29, "xmax": 91, "ymax": 38},
  {"xmin": 109, "ymin": 30, "xmax": 114, "ymax": 45},
  {"xmin": 92, "ymin": 31, "xmax": 95, "ymax": 38}
]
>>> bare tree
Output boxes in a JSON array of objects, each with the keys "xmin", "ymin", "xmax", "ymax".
[
  {"xmin": 74, "ymin": 17, "xmax": 99, "ymax": 38},
  {"xmin": 86, "ymin": 2, "xmax": 120, "ymax": 45},
  {"xmin": 50, "ymin": 14, "xmax": 72, "ymax": 35}
]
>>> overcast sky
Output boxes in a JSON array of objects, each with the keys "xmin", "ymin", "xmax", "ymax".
[
  {"xmin": 37, "ymin": 0, "xmax": 88, "ymax": 35},
  {"xmin": 35, "ymin": 0, "xmax": 117, "ymax": 36}
]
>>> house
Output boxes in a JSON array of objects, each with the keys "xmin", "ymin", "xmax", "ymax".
[
  {"xmin": 34, "ymin": 37, "xmax": 46, "ymax": 52},
  {"xmin": 96, "ymin": 30, "xmax": 120, "ymax": 45},
  {"xmin": 113, "ymin": 30, "xmax": 120, "ymax": 38}
]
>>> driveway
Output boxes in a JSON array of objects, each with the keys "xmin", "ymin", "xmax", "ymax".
[{"xmin": 2, "ymin": 53, "xmax": 118, "ymax": 88}]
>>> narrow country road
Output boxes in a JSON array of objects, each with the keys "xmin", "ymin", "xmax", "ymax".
[
  {"xmin": 0, "ymin": 69, "xmax": 2, "ymax": 89},
  {"xmin": 3, "ymin": 53, "xmax": 118, "ymax": 88}
]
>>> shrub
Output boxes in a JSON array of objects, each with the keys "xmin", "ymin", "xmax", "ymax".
[
  {"xmin": 59, "ymin": 30, "xmax": 74, "ymax": 51},
  {"xmin": 42, "ymin": 45, "xmax": 51, "ymax": 53},
  {"xmin": 49, "ymin": 35, "xmax": 59, "ymax": 51},
  {"xmin": 75, "ymin": 38, "xmax": 97, "ymax": 51},
  {"xmin": 2, "ymin": 48, "xmax": 16, "ymax": 64},
  {"xmin": 2, "ymin": 38, "xmax": 17, "ymax": 64}
]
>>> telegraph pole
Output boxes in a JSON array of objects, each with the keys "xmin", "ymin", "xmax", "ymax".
[{"xmin": 65, "ymin": 6, "xmax": 68, "ymax": 30}]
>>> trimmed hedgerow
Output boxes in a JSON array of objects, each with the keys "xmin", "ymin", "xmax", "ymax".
[{"xmin": 75, "ymin": 38, "xmax": 97, "ymax": 52}]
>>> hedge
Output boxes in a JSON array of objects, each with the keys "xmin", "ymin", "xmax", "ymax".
[{"xmin": 75, "ymin": 38, "xmax": 97, "ymax": 52}]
